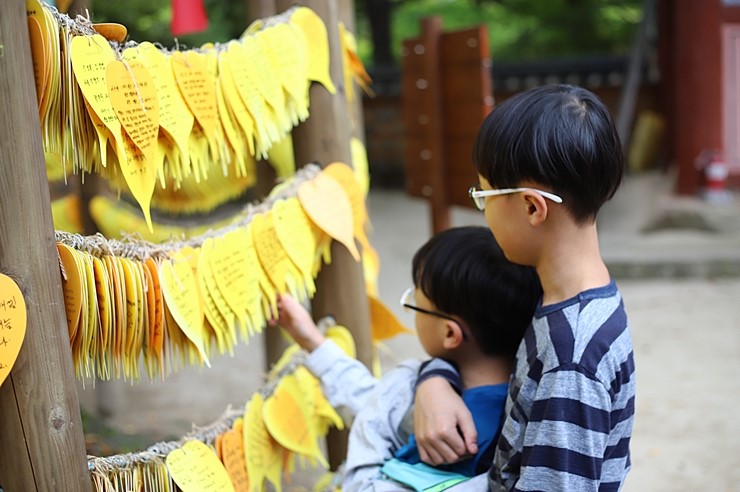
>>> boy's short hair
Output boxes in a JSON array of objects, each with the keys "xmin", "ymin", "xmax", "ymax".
[
  {"xmin": 473, "ymin": 84, "xmax": 624, "ymax": 223},
  {"xmin": 411, "ymin": 226, "xmax": 541, "ymax": 357}
]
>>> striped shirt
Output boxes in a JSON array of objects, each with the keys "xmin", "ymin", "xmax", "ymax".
[{"xmin": 489, "ymin": 280, "xmax": 635, "ymax": 491}]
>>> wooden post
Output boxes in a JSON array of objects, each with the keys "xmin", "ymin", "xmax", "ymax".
[
  {"xmin": 402, "ymin": 17, "xmax": 450, "ymax": 233},
  {"xmin": 0, "ymin": 1, "xmax": 91, "ymax": 490},
  {"xmin": 403, "ymin": 19, "xmax": 492, "ymax": 226},
  {"xmin": 277, "ymin": 0, "xmax": 372, "ymax": 470}
]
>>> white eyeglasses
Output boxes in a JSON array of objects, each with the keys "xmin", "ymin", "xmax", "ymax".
[{"xmin": 468, "ymin": 186, "xmax": 563, "ymax": 211}]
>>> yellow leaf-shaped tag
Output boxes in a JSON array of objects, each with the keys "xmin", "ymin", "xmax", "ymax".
[
  {"xmin": 298, "ymin": 173, "xmax": 360, "ymax": 261},
  {"xmin": 244, "ymin": 394, "xmax": 283, "ymax": 492},
  {"xmin": 70, "ymin": 34, "xmax": 120, "ymax": 139},
  {"xmin": 272, "ymin": 198, "xmax": 317, "ymax": 298},
  {"xmin": 369, "ymin": 294, "xmax": 412, "ymax": 341},
  {"xmin": 290, "ymin": 7, "xmax": 336, "ymax": 94},
  {"xmin": 323, "ymin": 161, "xmax": 370, "ymax": 245},
  {"xmin": 166, "ymin": 440, "xmax": 235, "ymax": 492},
  {"xmin": 265, "ymin": 133, "xmax": 295, "ymax": 179},
  {"xmin": 57, "ymin": 243, "xmax": 82, "ymax": 343},
  {"xmin": 263, "ymin": 375, "xmax": 328, "ymax": 468},
  {"xmin": 351, "ymin": 137, "xmax": 371, "ymax": 197},
  {"xmin": 211, "ymin": 229, "xmax": 260, "ymax": 337},
  {"xmin": 251, "ymin": 211, "xmax": 291, "ymax": 295},
  {"xmin": 226, "ymin": 41, "xmax": 279, "ymax": 158},
  {"xmin": 159, "ymin": 252, "xmax": 209, "ymax": 367},
  {"xmin": 91, "ymin": 256, "xmax": 112, "ymax": 379},
  {"xmin": 196, "ymin": 241, "xmax": 232, "ymax": 354},
  {"xmin": 0, "ymin": 274, "xmax": 27, "ymax": 388},
  {"xmin": 125, "ymin": 42, "xmax": 193, "ymax": 170},
  {"xmin": 107, "ymin": 60, "xmax": 159, "ymax": 158},
  {"xmin": 219, "ymin": 43, "xmax": 257, "ymax": 158},
  {"xmin": 326, "ymin": 325, "xmax": 356, "ymax": 358},
  {"xmin": 171, "ymin": 50, "xmax": 220, "ymax": 159}
]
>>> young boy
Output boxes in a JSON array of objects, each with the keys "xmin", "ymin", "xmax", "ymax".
[
  {"xmin": 273, "ymin": 226, "xmax": 542, "ymax": 491},
  {"xmin": 413, "ymin": 84, "xmax": 636, "ymax": 491}
]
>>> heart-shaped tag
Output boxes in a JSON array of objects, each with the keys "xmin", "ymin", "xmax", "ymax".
[
  {"xmin": 298, "ymin": 173, "xmax": 360, "ymax": 261},
  {"xmin": 0, "ymin": 274, "xmax": 27, "ymax": 388},
  {"xmin": 165, "ymin": 440, "xmax": 234, "ymax": 492}
]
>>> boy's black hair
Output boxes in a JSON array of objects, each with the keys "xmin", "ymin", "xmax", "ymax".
[
  {"xmin": 473, "ymin": 84, "xmax": 624, "ymax": 223},
  {"xmin": 411, "ymin": 226, "xmax": 541, "ymax": 357}
]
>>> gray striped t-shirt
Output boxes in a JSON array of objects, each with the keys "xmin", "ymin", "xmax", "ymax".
[{"xmin": 489, "ymin": 280, "xmax": 635, "ymax": 491}]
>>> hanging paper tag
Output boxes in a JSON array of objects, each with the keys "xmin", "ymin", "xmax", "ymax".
[
  {"xmin": 298, "ymin": 173, "xmax": 360, "ymax": 261},
  {"xmin": 166, "ymin": 440, "xmax": 235, "ymax": 492},
  {"xmin": 0, "ymin": 274, "xmax": 27, "ymax": 388}
]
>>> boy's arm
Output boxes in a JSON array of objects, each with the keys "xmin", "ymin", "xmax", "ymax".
[
  {"xmin": 505, "ymin": 366, "xmax": 612, "ymax": 491},
  {"xmin": 274, "ymin": 294, "xmax": 378, "ymax": 419},
  {"xmin": 342, "ymin": 362, "xmax": 420, "ymax": 492},
  {"xmin": 304, "ymin": 340, "xmax": 378, "ymax": 419},
  {"xmin": 413, "ymin": 359, "xmax": 479, "ymax": 465},
  {"xmin": 273, "ymin": 294, "xmax": 325, "ymax": 351}
]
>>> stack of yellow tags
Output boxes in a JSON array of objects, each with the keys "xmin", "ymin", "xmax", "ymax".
[
  {"xmin": 56, "ymin": 164, "xmax": 377, "ymax": 382},
  {"xmin": 238, "ymin": 325, "xmax": 353, "ymax": 492},
  {"xmin": 90, "ymin": 325, "xmax": 351, "ymax": 492},
  {"xmin": 28, "ymin": 1, "xmax": 337, "ymax": 230}
]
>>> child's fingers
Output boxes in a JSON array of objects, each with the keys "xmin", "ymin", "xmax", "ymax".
[{"xmin": 457, "ymin": 414, "xmax": 479, "ymax": 456}]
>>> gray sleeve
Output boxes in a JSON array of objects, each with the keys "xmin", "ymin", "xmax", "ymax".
[
  {"xmin": 304, "ymin": 340, "xmax": 379, "ymax": 420},
  {"xmin": 342, "ymin": 360, "xmax": 421, "ymax": 492}
]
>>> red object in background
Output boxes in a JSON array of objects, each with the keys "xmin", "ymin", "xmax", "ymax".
[
  {"xmin": 706, "ymin": 152, "xmax": 729, "ymax": 192},
  {"xmin": 171, "ymin": 0, "xmax": 209, "ymax": 36}
]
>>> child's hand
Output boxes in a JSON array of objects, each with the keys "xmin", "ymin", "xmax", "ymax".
[
  {"xmin": 273, "ymin": 294, "xmax": 325, "ymax": 352},
  {"xmin": 414, "ymin": 378, "xmax": 478, "ymax": 465}
]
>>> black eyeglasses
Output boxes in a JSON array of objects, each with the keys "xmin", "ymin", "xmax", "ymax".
[{"xmin": 400, "ymin": 287, "xmax": 469, "ymax": 340}]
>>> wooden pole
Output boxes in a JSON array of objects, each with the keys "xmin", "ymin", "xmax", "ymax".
[
  {"xmin": 419, "ymin": 17, "xmax": 450, "ymax": 233},
  {"xmin": 0, "ymin": 1, "xmax": 91, "ymax": 490},
  {"xmin": 274, "ymin": 0, "xmax": 372, "ymax": 368},
  {"xmin": 277, "ymin": 0, "xmax": 372, "ymax": 470}
]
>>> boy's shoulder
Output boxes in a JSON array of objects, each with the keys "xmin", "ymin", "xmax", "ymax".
[{"xmin": 529, "ymin": 281, "xmax": 631, "ymax": 376}]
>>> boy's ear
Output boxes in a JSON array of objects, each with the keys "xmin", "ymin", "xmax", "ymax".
[
  {"xmin": 521, "ymin": 190, "xmax": 549, "ymax": 226},
  {"xmin": 442, "ymin": 320, "xmax": 465, "ymax": 350}
]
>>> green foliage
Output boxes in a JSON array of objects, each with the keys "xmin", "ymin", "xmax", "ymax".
[
  {"xmin": 90, "ymin": 0, "xmax": 642, "ymax": 64},
  {"xmin": 356, "ymin": 0, "xmax": 643, "ymax": 64},
  {"xmin": 89, "ymin": 0, "xmax": 247, "ymax": 49}
]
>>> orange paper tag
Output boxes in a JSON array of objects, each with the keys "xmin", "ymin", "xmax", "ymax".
[
  {"xmin": 93, "ymin": 23, "xmax": 127, "ymax": 42},
  {"xmin": 221, "ymin": 428, "xmax": 249, "ymax": 492},
  {"xmin": 0, "ymin": 274, "xmax": 27, "ymax": 387},
  {"xmin": 57, "ymin": 243, "xmax": 82, "ymax": 341},
  {"xmin": 369, "ymin": 294, "xmax": 412, "ymax": 341}
]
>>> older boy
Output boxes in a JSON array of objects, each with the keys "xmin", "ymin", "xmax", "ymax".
[
  {"xmin": 413, "ymin": 84, "xmax": 636, "ymax": 491},
  {"xmin": 273, "ymin": 226, "xmax": 542, "ymax": 491}
]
